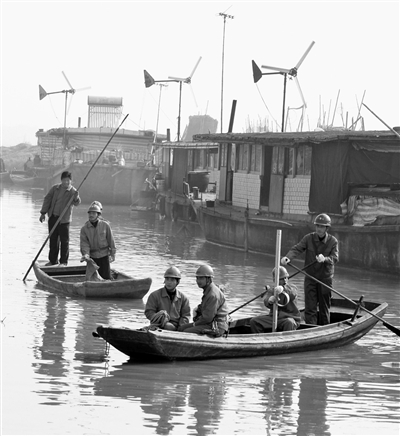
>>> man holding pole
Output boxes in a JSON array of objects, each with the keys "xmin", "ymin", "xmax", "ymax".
[
  {"xmin": 39, "ymin": 171, "xmax": 81, "ymax": 266},
  {"xmin": 281, "ymin": 213, "xmax": 339, "ymax": 325},
  {"xmin": 250, "ymin": 266, "xmax": 301, "ymax": 333}
]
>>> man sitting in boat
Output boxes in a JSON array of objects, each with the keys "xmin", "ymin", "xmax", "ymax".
[
  {"xmin": 80, "ymin": 201, "xmax": 116, "ymax": 280},
  {"xmin": 178, "ymin": 264, "xmax": 230, "ymax": 337},
  {"xmin": 145, "ymin": 266, "xmax": 190, "ymax": 331},
  {"xmin": 249, "ymin": 266, "xmax": 301, "ymax": 333}
]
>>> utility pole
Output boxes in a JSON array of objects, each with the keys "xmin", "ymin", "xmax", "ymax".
[{"xmin": 219, "ymin": 11, "xmax": 234, "ymax": 133}]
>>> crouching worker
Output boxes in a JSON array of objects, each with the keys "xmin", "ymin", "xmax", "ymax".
[
  {"xmin": 178, "ymin": 264, "xmax": 229, "ymax": 337},
  {"xmin": 145, "ymin": 267, "xmax": 190, "ymax": 331},
  {"xmin": 250, "ymin": 266, "xmax": 301, "ymax": 333},
  {"xmin": 80, "ymin": 201, "xmax": 116, "ymax": 280}
]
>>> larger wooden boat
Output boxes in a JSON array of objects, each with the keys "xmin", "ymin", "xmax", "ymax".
[
  {"xmin": 33, "ymin": 261, "xmax": 152, "ymax": 299},
  {"xmin": 94, "ymin": 298, "xmax": 387, "ymax": 361}
]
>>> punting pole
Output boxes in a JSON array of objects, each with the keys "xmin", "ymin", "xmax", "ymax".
[
  {"xmin": 272, "ymin": 229, "xmax": 282, "ymax": 332},
  {"xmin": 288, "ymin": 263, "xmax": 400, "ymax": 337},
  {"xmin": 22, "ymin": 114, "xmax": 129, "ymax": 282}
]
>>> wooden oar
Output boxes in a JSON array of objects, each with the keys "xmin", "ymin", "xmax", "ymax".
[
  {"xmin": 287, "ymin": 262, "xmax": 400, "ymax": 337},
  {"xmin": 22, "ymin": 114, "xmax": 129, "ymax": 282},
  {"xmin": 228, "ymin": 263, "xmax": 317, "ymax": 316}
]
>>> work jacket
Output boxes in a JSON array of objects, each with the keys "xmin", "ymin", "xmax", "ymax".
[
  {"xmin": 80, "ymin": 218, "xmax": 116, "ymax": 259},
  {"xmin": 264, "ymin": 283, "xmax": 301, "ymax": 322},
  {"xmin": 195, "ymin": 282, "xmax": 230, "ymax": 331},
  {"xmin": 40, "ymin": 183, "xmax": 81, "ymax": 224},
  {"xmin": 145, "ymin": 287, "xmax": 191, "ymax": 328},
  {"xmin": 285, "ymin": 232, "xmax": 339, "ymax": 280}
]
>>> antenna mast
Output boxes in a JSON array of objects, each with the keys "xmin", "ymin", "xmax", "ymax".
[{"xmin": 219, "ymin": 11, "xmax": 234, "ymax": 133}]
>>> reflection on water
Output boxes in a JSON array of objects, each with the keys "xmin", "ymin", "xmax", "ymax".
[{"xmin": 2, "ymin": 185, "xmax": 400, "ymax": 435}]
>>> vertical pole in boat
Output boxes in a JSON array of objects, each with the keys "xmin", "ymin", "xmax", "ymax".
[
  {"xmin": 272, "ymin": 229, "xmax": 282, "ymax": 332},
  {"xmin": 244, "ymin": 201, "xmax": 249, "ymax": 252}
]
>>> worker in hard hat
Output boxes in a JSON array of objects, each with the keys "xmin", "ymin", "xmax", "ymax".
[
  {"xmin": 145, "ymin": 266, "xmax": 190, "ymax": 331},
  {"xmin": 250, "ymin": 266, "xmax": 301, "ymax": 333},
  {"xmin": 40, "ymin": 170, "xmax": 81, "ymax": 266},
  {"xmin": 80, "ymin": 201, "xmax": 116, "ymax": 280},
  {"xmin": 178, "ymin": 264, "xmax": 229, "ymax": 337},
  {"xmin": 281, "ymin": 213, "xmax": 339, "ymax": 325}
]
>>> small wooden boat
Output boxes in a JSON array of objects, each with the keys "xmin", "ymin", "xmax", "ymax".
[
  {"xmin": 94, "ymin": 298, "xmax": 387, "ymax": 360},
  {"xmin": 10, "ymin": 170, "xmax": 36, "ymax": 186},
  {"xmin": 33, "ymin": 261, "xmax": 152, "ymax": 299}
]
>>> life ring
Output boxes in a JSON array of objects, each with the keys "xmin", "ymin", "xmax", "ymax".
[{"xmin": 276, "ymin": 291, "xmax": 290, "ymax": 307}]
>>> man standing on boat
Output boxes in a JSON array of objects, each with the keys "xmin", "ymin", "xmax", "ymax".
[
  {"xmin": 178, "ymin": 264, "xmax": 230, "ymax": 337},
  {"xmin": 39, "ymin": 171, "xmax": 81, "ymax": 266},
  {"xmin": 281, "ymin": 213, "xmax": 339, "ymax": 325},
  {"xmin": 80, "ymin": 201, "xmax": 116, "ymax": 280},
  {"xmin": 145, "ymin": 266, "xmax": 190, "ymax": 331},
  {"xmin": 250, "ymin": 266, "xmax": 301, "ymax": 333}
]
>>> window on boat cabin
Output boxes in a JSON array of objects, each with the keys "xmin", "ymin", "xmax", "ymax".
[
  {"xmin": 207, "ymin": 148, "xmax": 219, "ymax": 169},
  {"xmin": 219, "ymin": 144, "xmax": 227, "ymax": 168},
  {"xmin": 272, "ymin": 146, "xmax": 286, "ymax": 175},
  {"xmin": 237, "ymin": 144, "xmax": 249, "ymax": 171},
  {"xmin": 286, "ymin": 145, "xmax": 312, "ymax": 177},
  {"xmin": 236, "ymin": 143, "xmax": 262, "ymax": 173},
  {"xmin": 250, "ymin": 144, "xmax": 262, "ymax": 172}
]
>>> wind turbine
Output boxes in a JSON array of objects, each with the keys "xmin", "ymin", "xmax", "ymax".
[
  {"xmin": 144, "ymin": 57, "xmax": 202, "ymax": 141},
  {"xmin": 168, "ymin": 57, "xmax": 202, "ymax": 141},
  {"xmin": 39, "ymin": 71, "xmax": 90, "ymax": 147},
  {"xmin": 253, "ymin": 41, "xmax": 315, "ymax": 132}
]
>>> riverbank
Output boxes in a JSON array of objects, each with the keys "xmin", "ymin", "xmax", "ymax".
[{"xmin": 1, "ymin": 143, "xmax": 39, "ymax": 170}]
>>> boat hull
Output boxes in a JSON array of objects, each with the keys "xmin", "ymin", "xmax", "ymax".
[
  {"xmin": 95, "ymin": 299, "xmax": 387, "ymax": 361},
  {"xmin": 33, "ymin": 262, "xmax": 152, "ymax": 299},
  {"xmin": 50, "ymin": 163, "xmax": 158, "ymax": 205},
  {"xmin": 197, "ymin": 206, "xmax": 400, "ymax": 274}
]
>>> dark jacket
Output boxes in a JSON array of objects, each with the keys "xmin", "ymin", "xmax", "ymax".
[
  {"xmin": 195, "ymin": 282, "xmax": 229, "ymax": 331},
  {"xmin": 145, "ymin": 287, "xmax": 191, "ymax": 328},
  {"xmin": 285, "ymin": 232, "xmax": 339, "ymax": 280},
  {"xmin": 264, "ymin": 283, "xmax": 301, "ymax": 323},
  {"xmin": 40, "ymin": 184, "xmax": 81, "ymax": 224}
]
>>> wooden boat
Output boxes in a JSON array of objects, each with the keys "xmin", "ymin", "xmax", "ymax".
[
  {"xmin": 10, "ymin": 170, "xmax": 36, "ymax": 186},
  {"xmin": 33, "ymin": 261, "xmax": 152, "ymax": 299},
  {"xmin": 94, "ymin": 298, "xmax": 387, "ymax": 360}
]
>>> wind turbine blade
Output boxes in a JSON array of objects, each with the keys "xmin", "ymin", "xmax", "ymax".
[
  {"xmin": 75, "ymin": 86, "xmax": 91, "ymax": 93},
  {"xmin": 189, "ymin": 56, "xmax": 202, "ymax": 78},
  {"xmin": 261, "ymin": 65, "xmax": 291, "ymax": 74},
  {"xmin": 168, "ymin": 76, "xmax": 185, "ymax": 81},
  {"xmin": 294, "ymin": 77, "xmax": 306, "ymax": 108},
  {"xmin": 295, "ymin": 41, "xmax": 315, "ymax": 70},
  {"xmin": 190, "ymin": 84, "xmax": 198, "ymax": 108},
  {"xmin": 62, "ymin": 71, "xmax": 74, "ymax": 90}
]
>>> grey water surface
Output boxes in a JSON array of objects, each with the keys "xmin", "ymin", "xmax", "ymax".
[{"xmin": 1, "ymin": 185, "xmax": 399, "ymax": 435}]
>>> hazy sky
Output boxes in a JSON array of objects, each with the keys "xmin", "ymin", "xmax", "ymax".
[{"xmin": 1, "ymin": 1, "xmax": 399, "ymax": 147}]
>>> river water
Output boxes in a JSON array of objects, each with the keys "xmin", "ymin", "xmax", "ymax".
[{"xmin": 1, "ymin": 185, "xmax": 399, "ymax": 435}]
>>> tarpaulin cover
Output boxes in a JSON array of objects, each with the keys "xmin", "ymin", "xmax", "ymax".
[
  {"xmin": 309, "ymin": 141, "xmax": 400, "ymax": 214},
  {"xmin": 309, "ymin": 142, "xmax": 349, "ymax": 214}
]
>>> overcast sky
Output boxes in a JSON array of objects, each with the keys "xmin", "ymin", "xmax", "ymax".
[{"xmin": 1, "ymin": 1, "xmax": 399, "ymax": 147}]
